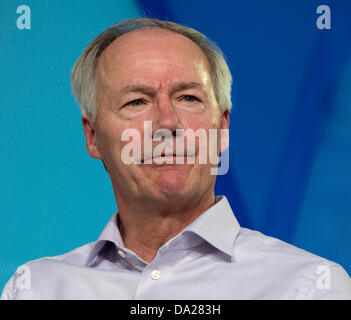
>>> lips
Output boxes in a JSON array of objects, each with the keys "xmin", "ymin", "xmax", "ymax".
[
  {"xmin": 143, "ymin": 153, "xmax": 181, "ymax": 163},
  {"xmin": 141, "ymin": 152, "xmax": 195, "ymax": 164}
]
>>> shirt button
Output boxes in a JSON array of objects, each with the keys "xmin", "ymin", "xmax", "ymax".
[
  {"xmin": 151, "ymin": 269, "xmax": 160, "ymax": 280},
  {"xmin": 117, "ymin": 250, "xmax": 126, "ymax": 258}
]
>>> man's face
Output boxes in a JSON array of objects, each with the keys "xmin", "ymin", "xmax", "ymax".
[{"xmin": 83, "ymin": 28, "xmax": 229, "ymax": 206}]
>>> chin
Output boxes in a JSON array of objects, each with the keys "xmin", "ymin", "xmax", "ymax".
[{"xmin": 155, "ymin": 175, "xmax": 188, "ymax": 199}]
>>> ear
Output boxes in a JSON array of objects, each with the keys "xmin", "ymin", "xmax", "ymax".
[
  {"xmin": 220, "ymin": 110, "xmax": 230, "ymax": 152},
  {"xmin": 81, "ymin": 114, "xmax": 102, "ymax": 159},
  {"xmin": 220, "ymin": 110, "xmax": 230, "ymax": 130}
]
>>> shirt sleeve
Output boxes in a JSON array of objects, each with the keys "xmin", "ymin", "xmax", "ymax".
[{"xmin": 307, "ymin": 264, "xmax": 351, "ymax": 299}]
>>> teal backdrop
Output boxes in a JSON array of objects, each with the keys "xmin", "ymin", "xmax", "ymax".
[{"xmin": 1, "ymin": 0, "xmax": 350, "ymax": 291}]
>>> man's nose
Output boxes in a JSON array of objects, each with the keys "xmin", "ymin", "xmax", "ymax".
[{"xmin": 154, "ymin": 95, "xmax": 180, "ymax": 134}]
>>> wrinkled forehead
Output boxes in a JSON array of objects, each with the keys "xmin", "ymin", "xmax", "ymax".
[{"xmin": 96, "ymin": 28, "xmax": 213, "ymax": 89}]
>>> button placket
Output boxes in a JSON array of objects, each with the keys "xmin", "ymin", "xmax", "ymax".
[{"xmin": 133, "ymin": 245, "xmax": 183, "ymax": 299}]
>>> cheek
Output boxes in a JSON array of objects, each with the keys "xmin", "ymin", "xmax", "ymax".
[
  {"xmin": 179, "ymin": 116, "xmax": 221, "ymax": 161},
  {"xmin": 183, "ymin": 112, "xmax": 221, "ymax": 135},
  {"xmin": 95, "ymin": 121, "xmax": 124, "ymax": 161}
]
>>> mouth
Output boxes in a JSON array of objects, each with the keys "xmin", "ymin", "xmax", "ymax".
[{"xmin": 142, "ymin": 152, "xmax": 195, "ymax": 164}]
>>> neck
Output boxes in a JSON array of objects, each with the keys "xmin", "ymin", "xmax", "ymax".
[{"xmin": 115, "ymin": 188, "xmax": 215, "ymax": 263}]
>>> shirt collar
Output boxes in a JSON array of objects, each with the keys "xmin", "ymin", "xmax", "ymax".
[
  {"xmin": 182, "ymin": 195, "xmax": 240, "ymax": 258},
  {"xmin": 86, "ymin": 195, "xmax": 240, "ymax": 266},
  {"xmin": 85, "ymin": 213, "xmax": 122, "ymax": 267}
]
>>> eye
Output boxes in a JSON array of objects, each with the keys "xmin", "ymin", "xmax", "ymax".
[
  {"xmin": 176, "ymin": 94, "xmax": 204, "ymax": 113},
  {"xmin": 125, "ymin": 98, "xmax": 145, "ymax": 107},
  {"xmin": 182, "ymin": 95, "xmax": 199, "ymax": 102}
]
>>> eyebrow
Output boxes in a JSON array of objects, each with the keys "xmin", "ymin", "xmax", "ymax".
[
  {"xmin": 120, "ymin": 84, "xmax": 155, "ymax": 95},
  {"xmin": 119, "ymin": 82, "xmax": 203, "ymax": 96},
  {"xmin": 171, "ymin": 81, "xmax": 203, "ymax": 92}
]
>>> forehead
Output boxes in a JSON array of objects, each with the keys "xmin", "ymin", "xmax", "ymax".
[{"xmin": 96, "ymin": 28, "xmax": 212, "ymax": 88}]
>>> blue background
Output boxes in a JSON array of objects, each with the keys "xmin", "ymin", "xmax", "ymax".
[{"xmin": 1, "ymin": 0, "xmax": 350, "ymax": 291}]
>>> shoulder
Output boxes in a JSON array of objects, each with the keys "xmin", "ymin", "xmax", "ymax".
[
  {"xmin": 236, "ymin": 227, "xmax": 328, "ymax": 263},
  {"xmin": 234, "ymin": 227, "xmax": 351, "ymax": 299},
  {"xmin": 0, "ymin": 242, "xmax": 96, "ymax": 300}
]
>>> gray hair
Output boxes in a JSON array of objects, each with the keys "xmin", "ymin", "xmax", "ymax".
[{"xmin": 71, "ymin": 18, "xmax": 232, "ymax": 121}]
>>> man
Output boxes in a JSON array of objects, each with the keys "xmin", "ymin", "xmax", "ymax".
[{"xmin": 1, "ymin": 18, "xmax": 351, "ymax": 300}]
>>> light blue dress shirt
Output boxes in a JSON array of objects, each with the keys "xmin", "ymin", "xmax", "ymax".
[{"xmin": 1, "ymin": 196, "xmax": 351, "ymax": 299}]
